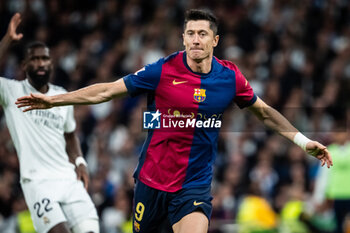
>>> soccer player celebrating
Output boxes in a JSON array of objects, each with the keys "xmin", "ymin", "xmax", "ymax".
[
  {"xmin": 16, "ymin": 9, "xmax": 332, "ymax": 233},
  {"xmin": 0, "ymin": 14, "xmax": 99, "ymax": 233}
]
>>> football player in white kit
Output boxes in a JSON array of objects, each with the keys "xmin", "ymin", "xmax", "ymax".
[{"xmin": 0, "ymin": 13, "xmax": 99, "ymax": 233}]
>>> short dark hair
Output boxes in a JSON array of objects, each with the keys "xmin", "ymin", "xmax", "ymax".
[
  {"xmin": 25, "ymin": 41, "xmax": 49, "ymax": 58},
  {"xmin": 184, "ymin": 9, "xmax": 218, "ymax": 35}
]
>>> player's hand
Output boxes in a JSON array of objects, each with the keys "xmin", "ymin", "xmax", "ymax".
[
  {"xmin": 76, "ymin": 164, "xmax": 89, "ymax": 190},
  {"xmin": 7, "ymin": 13, "xmax": 23, "ymax": 41},
  {"xmin": 16, "ymin": 93, "xmax": 53, "ymax": 112},
  {"xmin": 306, "ymin": 141, "xmax": 333, "ymax": 168}
]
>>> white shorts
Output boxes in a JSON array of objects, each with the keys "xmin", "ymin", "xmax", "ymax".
[{"xmin": 21, "ymin": 179, "xmax": 98, "ymax": 233}]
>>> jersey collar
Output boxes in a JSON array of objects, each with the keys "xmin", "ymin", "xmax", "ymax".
[
  {"xmin": 182, "ymin": 51, "xmax": 219, "ymax": 78},
  {"xmin": 24, "ymin": 79, "xmax": 50, "ymax": 94}
]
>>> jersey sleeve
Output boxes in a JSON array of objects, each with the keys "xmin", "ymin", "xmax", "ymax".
[
  {"xmin": 234, "ymin": 68, "xmax": 257, "ymax": 108},
  {"xmin": 0, "ymin": 77, "xmax": 9, "ymax": 107},
  {"xmin": 123, "ymin": 58, "xmax": 164, "ymax": 97},
  {"xmin": 64, "ymin": 105, "xmax": 76, "ymax": 133}
]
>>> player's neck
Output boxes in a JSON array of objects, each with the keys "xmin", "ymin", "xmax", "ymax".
[
  {"xmin": 27, "ymin": 78, "xmax": 49, "ymax": 93},
  {"xmin": 187, "ymin": 55, "xmax": 212, "ymax": 74}
]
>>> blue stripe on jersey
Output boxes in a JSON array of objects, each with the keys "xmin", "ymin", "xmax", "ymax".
[
  {"xmin": 133, "ymin": 95, "xmax": 157, "ymax": 180},
  {"xmin": 133, "ymin": 128, "xmax": 155, "ymax": 180},
  {"xmin": 183, "ymin": 57, "xmax": 237, "ymax": 188}
]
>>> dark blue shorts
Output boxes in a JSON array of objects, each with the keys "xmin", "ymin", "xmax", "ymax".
[{"xmin": 132, "ymin": 180, "xmax": 212, "ymax": 233}]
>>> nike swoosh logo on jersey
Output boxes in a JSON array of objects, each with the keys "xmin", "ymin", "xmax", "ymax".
[
  {"xmin": 193, "ymin": 201, "xmax": 204, "ymax": 206},
  {"xmin": 173, "ymin": 80, "xmax": 188, "ymax": 85}
]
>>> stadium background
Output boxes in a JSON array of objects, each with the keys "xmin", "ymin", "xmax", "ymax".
[{"xmin": 0, "ymin": 0, "xmax": 349, "ymax": 232}]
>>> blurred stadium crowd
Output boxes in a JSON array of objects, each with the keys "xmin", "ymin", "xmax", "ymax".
[{"xmin": 0, "ymin": 0, "xmax": 350, "ymax": 232}]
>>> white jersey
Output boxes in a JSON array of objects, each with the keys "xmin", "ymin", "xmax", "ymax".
[{"xmin": 0, "ymin": 77, "xmax": 77, "ymax": 180}]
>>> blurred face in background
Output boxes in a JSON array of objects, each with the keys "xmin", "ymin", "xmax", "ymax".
[
  {"xmin": 24, "ymin": 47, "xmax": 52, "ymax": 87},
  {"xmin": 332, "ymin": 131, "xmax": 348, "ymax": 145},
  {"xmin": 183, "ymin": 20, "xmax": 219, "ymax": 62}
]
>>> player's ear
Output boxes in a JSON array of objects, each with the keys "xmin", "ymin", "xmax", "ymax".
[
  {"xmin": 213, "ymin": 35, "xmax": 219, "ymax": 48},
  {"xmin": 182, "ymin": 33, "xmax": 185, "ymax": 46}
]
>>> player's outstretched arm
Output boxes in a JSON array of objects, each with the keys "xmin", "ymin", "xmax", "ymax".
[
  {"xmin": 0, "ymin": 13, "xmax": 23, "ymax": 58},
  {"xmin": 16, "ymin": 78, "xmax": 128, "ymax": 112},
  {"xmin": 247, "ymin": 97, "xmax": 333, "ymax": 168}
]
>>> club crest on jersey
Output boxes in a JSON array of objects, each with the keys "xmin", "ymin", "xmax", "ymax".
[
  {"xmin": 134, "ymin": 220, "xmax": 140, "ymax": 232},
  {"xmin": 194, "ymin": 88, "xmax": 206, "ymax": 102}
]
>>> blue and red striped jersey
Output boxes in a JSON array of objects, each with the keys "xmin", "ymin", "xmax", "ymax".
[{"xmin": 123, "ymin": 51, "xmax": 256, "ymax": 192}]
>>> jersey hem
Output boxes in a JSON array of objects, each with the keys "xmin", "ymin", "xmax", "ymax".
[
  {"xmin": 137, "ymin": 177, "xmax": 211, "ymax": 193},
  {"xmin": 139, "ymin": 177, "xmax": 182, "ymax": 193}
]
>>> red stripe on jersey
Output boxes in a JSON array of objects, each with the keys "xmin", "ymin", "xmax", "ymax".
[{"xmin": 139, "ymin": 52, "xmax": 201, "ymax": 192}]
